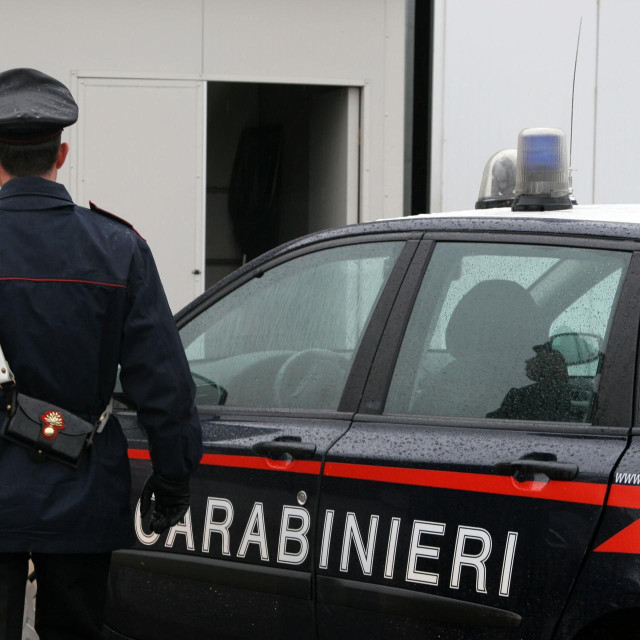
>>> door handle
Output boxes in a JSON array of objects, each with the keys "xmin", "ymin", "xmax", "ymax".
[
  {"xmin": 252, "ymin": 440, "xmax": 317, "ymax": 460},
  {"xmin": 495, "ymin": 459, "xmax": 579, "ymax": 481}
]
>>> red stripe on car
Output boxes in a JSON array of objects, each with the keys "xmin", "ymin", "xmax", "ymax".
[
  {"xmin": 323, "ymin": 461, "xmax": 606, "ymax": 505},
  {"xmin": 606, "ymin": 483, "xmax": 640, "ymax": 509},
  {"xmin": 594, "ymin": 519, "xmax": 640, "ymax": 554},
  {"xmin": 128, "ymin": 449, "xmax": 320, "ymax": 475}
]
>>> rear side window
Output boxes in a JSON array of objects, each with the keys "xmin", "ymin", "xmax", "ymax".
[
  {"xmin": 384, "ymin": 243, "xmax": 630, "ymax": 423},
  {"xmin": 180, "ymin": 241, "xmax": 403, "ymax": 410}
]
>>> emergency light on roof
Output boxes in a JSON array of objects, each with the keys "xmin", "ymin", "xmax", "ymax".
[
  {"xmin": 512, "ymin": 127, "xmax": 573, "ymax": 212},
  {"xmin": 475, "ymin": 149, "xmax": 517, "ymax": 209}
]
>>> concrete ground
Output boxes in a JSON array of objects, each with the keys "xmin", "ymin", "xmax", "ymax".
[{"xmin": 22, "ymin": 562, "xmax": 38, "ymax": 640}]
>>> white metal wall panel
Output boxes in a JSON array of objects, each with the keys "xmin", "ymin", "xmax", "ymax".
[
  {"xmin": 0, "ymin": 0, "xmax": 203, "ymax": 76},
  {"xmin": 593, "ymin": 0, "xmax": 640, "ymax": 204},
  {"xmin": 0, "ymin": 0, "xmax": 407, "ymax": 225},
  {"xmin": 0, "ymin": 0, "xmax": 203, "ymax": 189},
  {"xmin": 432, "ymin": 0, "xmax": 598, "ymax": 212},
  {"xmin": 74, "ymin": 78, "xmax": 206, "ymax": 312},
  {"xmin": 203, "ymin": 0, "xmax": 387, "ymax": 80}
]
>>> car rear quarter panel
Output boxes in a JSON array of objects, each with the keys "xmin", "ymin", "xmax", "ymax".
[{"xmin": 554, "ymin": 438, "xmax": 640, "ymax": 639}]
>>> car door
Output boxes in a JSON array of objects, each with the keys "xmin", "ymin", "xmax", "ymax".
[
  {"xmin": 316, "ymin": 235, "xmax": 640, "ymax": 640},
  {"xmin": 105, "ymin": 234, "xmax": 421, "ymax": 640}
]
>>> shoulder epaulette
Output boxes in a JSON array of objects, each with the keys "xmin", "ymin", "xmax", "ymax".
[{"xmin": 89, "ymin": 201, "xmax": 145, "ymax": 240}]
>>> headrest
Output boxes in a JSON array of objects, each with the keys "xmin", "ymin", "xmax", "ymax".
[{"xmin": 446, "ymin": 280, "xmax": 542, "ymax": 358}]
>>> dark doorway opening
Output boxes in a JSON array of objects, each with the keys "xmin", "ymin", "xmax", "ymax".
[
  {"xmin": 408, "ymin": 0, "xmax": 434, "ymax": 214},
  {"xmin": 205, "ymin": 82, "xmax": 360, "ymax": 288}
]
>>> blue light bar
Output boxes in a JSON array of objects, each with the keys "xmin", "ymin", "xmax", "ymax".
[{"xmin": 512, "ymin": 128, "xmax": 572, "ymax": 212}]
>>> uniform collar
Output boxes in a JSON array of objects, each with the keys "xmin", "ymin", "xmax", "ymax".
[{"xmin": 0, "ymin": 176, "xmax": 74, "ymax": 209}]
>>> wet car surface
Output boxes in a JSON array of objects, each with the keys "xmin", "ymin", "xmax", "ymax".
[{"xmin": 104, "ymin": 206, "xmax": 640, "ymax": 640}]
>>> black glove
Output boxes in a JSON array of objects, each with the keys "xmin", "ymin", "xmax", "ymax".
[{"xmin": 140, "ymin": 472, "xmax": 190, "ymax": 534}]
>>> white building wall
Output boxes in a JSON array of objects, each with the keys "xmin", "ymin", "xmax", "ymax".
[
  {"xmin": 0, "ymin": 0, "xmax": 407, "ymax": 222},
  {"xmin": 0, "ymin": 0, "xmax": 204, "ymax": 191},
  {"xmin": 432, "ymin": 0, "xmax": 599, "ymax": 212},
  {"xmin": 3, "ymin": 1, "xmax": 639, "ymax": 230},
  {"xmin": 433, "ymin": 0, "xmax": 640, "ymax": 213},
  {"xmin": 202, "ymin": 0, "xmax": 407, "ymax": 221},
  {"xmin": 593, "ymin": 0, "xmax": 640, "ymax": 204}
]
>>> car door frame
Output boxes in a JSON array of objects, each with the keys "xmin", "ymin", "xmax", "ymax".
[
  {"xmin": 360, "ymin": 232, "xmax": 640, "ymax": 426},
  {"xmin": 108, "ymin": 230, "xmax": 426, "ymax": 639},
  {"xmin": 314, "ymin": 230, "xmax": 640, "ymax": 637}
]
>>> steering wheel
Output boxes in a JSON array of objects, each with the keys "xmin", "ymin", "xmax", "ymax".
[
  {"xmin": 191, "ymin": 372, "xmax": 228, "ymax": 405},
  {"xmin": 274, "ymin": 349, "xmax": 349, "ymax": 409}
]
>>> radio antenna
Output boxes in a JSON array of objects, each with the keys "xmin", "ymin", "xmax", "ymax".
[{"xmin": 569, "ymin": 17, "xmax": 582, "ymax": 169}]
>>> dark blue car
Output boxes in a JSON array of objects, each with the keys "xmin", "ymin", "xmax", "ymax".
[{"xmin": 104, "ymin": 205, "xmax": 640, "ymax": 640}]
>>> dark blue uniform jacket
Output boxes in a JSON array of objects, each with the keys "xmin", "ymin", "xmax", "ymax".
[{"xmin": 0, "ymin": 177, "xmax": 202, "ymax": 552}]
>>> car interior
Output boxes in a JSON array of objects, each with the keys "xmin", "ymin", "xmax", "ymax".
[{"xmin": 384, "ymin": 242, "xmax": 630, "ymax": 423}]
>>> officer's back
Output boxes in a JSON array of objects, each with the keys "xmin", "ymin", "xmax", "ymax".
[{"xmin": 0, "ymin": 67, "xmax": 201, "ymax": 640}]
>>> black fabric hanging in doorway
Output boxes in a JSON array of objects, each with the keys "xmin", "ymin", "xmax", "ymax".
[{"xmin": 228, "ymin": 125, "xmax": 283, "ymax": 262}]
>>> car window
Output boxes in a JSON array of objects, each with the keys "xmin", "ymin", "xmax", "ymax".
[
  {"xmin": 180, "ymin": 241, "xmax": 404, "ymax": 410},
  {"xmin": 428, "ymin": 255, "xmax": 557, "ymax": 350},
  {"xmin": 549, "ymin": 269, "xmax": 623, "ymax": 378},
  {"xmin": 384, "ymin": 243, "xmax": 630, "ymax": 423}
]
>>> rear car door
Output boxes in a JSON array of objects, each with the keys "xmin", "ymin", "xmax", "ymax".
[
  {"xmin": 105, "ymin": 234, "xmax": 420, "ymax": 640},
  {"xmin": 316, "ymin": 234, "xmax": 640, "ymax": 639}
]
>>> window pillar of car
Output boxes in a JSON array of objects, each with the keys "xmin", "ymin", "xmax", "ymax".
[
  {"xmin": 337, "ymin": 238, "xmax": 424, "ymax": 413},
  {"xmin": 593, "ymin": 250, "xmax": 640, "ymax": 429},
  {"xmin": 354, "ymin": 238, "xmax": 434, "ymax": 414}
]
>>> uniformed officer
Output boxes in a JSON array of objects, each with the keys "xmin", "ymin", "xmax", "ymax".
[{"xmin": 0, "ymin": 68, "xmax": 202, "ymax": 639}]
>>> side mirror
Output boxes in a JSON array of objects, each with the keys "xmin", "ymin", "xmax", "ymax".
[{"xmin": 550, "ymin": 332, "xmax": 601, "ymax": 366}]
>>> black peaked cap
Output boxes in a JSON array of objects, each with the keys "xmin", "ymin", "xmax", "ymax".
[{"xmin": 0, "ymin": 68, "xmax": 78, "ymax": 143}]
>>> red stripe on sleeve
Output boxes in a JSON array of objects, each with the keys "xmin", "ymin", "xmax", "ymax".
[{"xmin": 0, "ymin": 277, "xmax": 126, "ymax": 289}]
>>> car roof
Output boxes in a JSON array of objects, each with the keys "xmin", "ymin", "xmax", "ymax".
[
  {"xmin": 176, "ymin": 203, "xmax": 640, "ymax": 321},
  {"xmin": 359, "ymin": 203, "xmax": 640, "ymax": 241},
  {"xmin": 327, "ymin": 203, "xmax": 640, "ymax": 241},
  {"xmin": 409, "ymin": 203, "xmax": 640, "ymax": 225},
  {"xmin": 252, "ymin": 202, "xmax": 640, "ymax": 280}
]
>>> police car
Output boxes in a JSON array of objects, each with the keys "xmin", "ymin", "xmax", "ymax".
[{"xmin": 103, "ymin": 129, "xmax": 640, "ymax": 640}]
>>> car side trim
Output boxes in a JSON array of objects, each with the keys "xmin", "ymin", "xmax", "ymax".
[
  {"xmin": 322, "ymin": 460, "xmax": 609, "ymax": 506},
  {"xmin": 129, "ymin": 448, "xmax": 322, "ymax": 475},
  {"xmin": 421, "ymin": 231, "xmax": 640, "ymax": 251},
  {"xmin": 316, "ymin": 575, "xmax": 522, "ymax": 628},
  {"xmin": 111, "ymin": 549, "xmax": 312, "ymax": 600},
  {"xmin": 128, "ymin": 450, "xmax": 640, "ymax": 509},
  {"xmin": 354, "ymin": 413, "xmax": 630, "ymax": 436}
]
